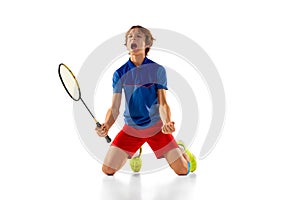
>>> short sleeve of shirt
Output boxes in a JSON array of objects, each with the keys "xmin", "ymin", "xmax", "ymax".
[
  {"xmin": 112, "ymin": 71, "xmax": 122, "ymax": 93},
  {"xmin": 156, "ymin": 66, "xmax": 168, "ymax": 90}
]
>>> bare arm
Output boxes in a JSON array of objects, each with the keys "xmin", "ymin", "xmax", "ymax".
[
  {"xmin": 104, "ymin": 93, "xmax": 122, "ymax": 129},
  {"xmin": 158, "ymin": 89, "xmax": 175, "ymax": 134},
  {"xmin": 158, "ymin": 89, "xmax": 171, "ymax": 123},
  {"xmin": 95, "ymin": 93, "xmax": 121, "ymax": 137}
]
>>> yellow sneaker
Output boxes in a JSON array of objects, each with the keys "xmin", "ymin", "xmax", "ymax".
[
  {"xmin": 130, "ymin": 147, "xmax": 142, "ymax": 172},
  {"xmin": 177, "ymin": 141, "xmax": 197, "ymax": 173}
]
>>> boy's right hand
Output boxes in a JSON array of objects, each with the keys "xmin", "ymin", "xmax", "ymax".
[{"xmin": 95, "ymin": 123, "xmax": 109, "ymax": 137}]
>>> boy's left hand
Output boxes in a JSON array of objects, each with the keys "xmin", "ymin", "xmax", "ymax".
[{"xmin": 162, "ymin": 121, "xmax": 175, "ymax": 134}]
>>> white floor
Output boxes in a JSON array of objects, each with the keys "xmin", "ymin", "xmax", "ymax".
[{"xmin": 100, "ymin": 172, "xmax": 198, "ymax": 200}]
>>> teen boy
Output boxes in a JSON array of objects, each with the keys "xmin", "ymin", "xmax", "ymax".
[{"xmin": 95, "ymin": 25, "xmax": 195, "ymax": 175}]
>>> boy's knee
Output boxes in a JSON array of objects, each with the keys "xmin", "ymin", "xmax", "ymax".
[
  {"xmin": 174, "ymin": 163, "xmax": 189, "ymax": 176},
  {"xmin": 102, "ymin": 165, "xmax": 116, "ymax": 176},
  {"xmin": 169, "ymin": 158, "xmax": 189, "ymax": 176}
]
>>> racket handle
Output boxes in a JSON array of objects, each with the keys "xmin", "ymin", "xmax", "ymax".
[
  {"xmin": 105, "ymin": 135, "xmax": 112, "ymax": 143},
  {"xmin": 96, "ymin": 122, "xmax": 112, "ymax": 143}
]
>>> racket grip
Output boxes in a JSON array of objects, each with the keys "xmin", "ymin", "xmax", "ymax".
[
  {"xmin": 96, "ymin": 122, "xmax": 112, "ymax": 143},
  {"xmin": 105, "ymin": 136, "xmax": 112, "ymax": 143}
]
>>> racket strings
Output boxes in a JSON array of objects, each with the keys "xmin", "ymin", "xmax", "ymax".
[{"xmin": 60, "ymin": 66, "xmax": 80, "ymax": 100}]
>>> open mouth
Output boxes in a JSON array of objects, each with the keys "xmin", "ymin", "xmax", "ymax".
[{"xmin": 131, "ymin": 43, "xmax": 138, "ymax": 50}]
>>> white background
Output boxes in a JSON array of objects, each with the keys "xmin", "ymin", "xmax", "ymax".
[{"xmin": 1, "ymin": 0, "xmax": 299, "ymax": 199}]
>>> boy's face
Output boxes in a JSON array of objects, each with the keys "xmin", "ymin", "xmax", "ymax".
[{"xmin": 126, "ymin": 28, "xmax": 149, "ymax": 55}]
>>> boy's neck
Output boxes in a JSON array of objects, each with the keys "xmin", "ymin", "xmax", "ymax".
[{"xmin": 130, "ymin": 54, "xmax": 146, "ymax": 67}]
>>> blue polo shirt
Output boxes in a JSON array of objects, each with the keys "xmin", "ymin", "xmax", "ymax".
[{"xmin": 112, "ymin": 57, "xmax": 168, "ymax": 128}]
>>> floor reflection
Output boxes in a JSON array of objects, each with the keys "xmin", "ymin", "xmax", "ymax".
[
  {"xmin": 100, "ymin": 173, "xmax": 197, "ymax": 200},
  {"xmin": 153, "ymin": 173, "xmax": 197, "ymax": 200},
  {"xmin": 101, "ymin": 174, "xmax": 142, "ymax": 200}
]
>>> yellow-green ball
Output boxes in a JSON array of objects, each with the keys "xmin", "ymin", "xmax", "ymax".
[{"xmin": 130, "ymin": 157, "xmax": 142, "ymax": 172}]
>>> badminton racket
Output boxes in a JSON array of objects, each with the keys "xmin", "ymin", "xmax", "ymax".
[{"xmin": 58, "ymin": 63, "xmax": 111, "ymax": 143}]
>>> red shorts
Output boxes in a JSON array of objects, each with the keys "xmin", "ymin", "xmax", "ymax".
[{"xmin": 111, "ymin": 121, "xmax": 178, "ymax": 158}]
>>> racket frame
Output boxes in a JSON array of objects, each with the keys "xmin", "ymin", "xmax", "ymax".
[{"xmin": 58, "ymin": 63, "xmax": 111, "ymax": 143}]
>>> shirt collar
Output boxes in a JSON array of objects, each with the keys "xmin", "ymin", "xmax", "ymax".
[{"xmin": 128, "ymin": 57, "xmax": 150, "ymax": 69}]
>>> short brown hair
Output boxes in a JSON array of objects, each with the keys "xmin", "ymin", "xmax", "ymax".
[{"xmin": 125, "ymin": 25, "xmax": 155, "ymax": 55}]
